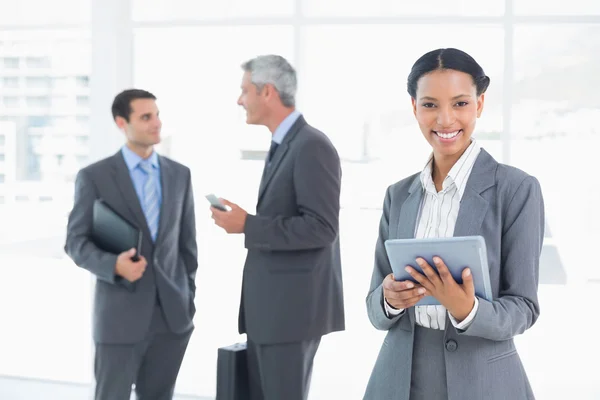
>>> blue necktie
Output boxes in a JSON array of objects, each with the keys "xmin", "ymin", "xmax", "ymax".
[{"xmin": 139, "ymin": 160, "xmax": 159, "ymax": 241}]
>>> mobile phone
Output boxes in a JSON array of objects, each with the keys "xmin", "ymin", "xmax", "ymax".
[{"xmin": 205, "ymin": 193, "xmax": 229, "ymax": 212}]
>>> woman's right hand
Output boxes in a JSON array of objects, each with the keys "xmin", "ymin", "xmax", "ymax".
[{"xmin": 383, "ymin": 273, "xmax": 427, "ymax": 310}]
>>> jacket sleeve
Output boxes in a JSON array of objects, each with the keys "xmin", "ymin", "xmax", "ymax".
[
  {"xmin": 179, "ymin": 168, "xmax": 198, "ymax": 298},
  {"xmin": 366, "ymin": 186, "xmax": 408, "ymax": 331},
  {"xmin": 459, "ymin": 176, "xmax": 544, "ymax": 340},
  {"xmin": 64, "ymin": 169, "xmax": 120, "ymax": 285}
]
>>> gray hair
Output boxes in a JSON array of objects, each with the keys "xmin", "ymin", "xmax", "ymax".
[{"xmin": 241, "ymin": 55, "xmax": 297, "ymax": 107}]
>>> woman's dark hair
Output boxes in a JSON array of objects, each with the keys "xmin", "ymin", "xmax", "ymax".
[{"xmin": 407, "ymin": 48, "xmax": 490, "ymax": 98}]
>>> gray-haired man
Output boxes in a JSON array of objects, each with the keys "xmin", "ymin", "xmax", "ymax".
[{"xmin": 210, "ymin": 55, "xmax": 345, "ymax": 400}]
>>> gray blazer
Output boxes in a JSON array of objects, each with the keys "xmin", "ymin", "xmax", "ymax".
[
  {"xmin": 64, "ymin": 151, "xmax": 198, "ymax": 344},
  {"xmin": 364, "ymin": 149, "xmax": 544, "ymax": 400},
  {"xmin": 240, "ymin": 116, "xmax": 345, "ymax": 344}
]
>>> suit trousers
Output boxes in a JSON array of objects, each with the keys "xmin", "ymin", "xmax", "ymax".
[
  {"xmin": 409, "ymin": 325, "xmax": 448, "ymax": 400},
  {"xmin": 94, "ymin": 300, "xmax": 193, "ymax": 400},
  {"xmin": 246, "ymin": 338, "xmax": 321, "ymax": 400}
]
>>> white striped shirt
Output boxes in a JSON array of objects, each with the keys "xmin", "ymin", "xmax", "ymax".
[{"xmin": 385, "ymin": 140, "xmax": 481, "ymax": 330}]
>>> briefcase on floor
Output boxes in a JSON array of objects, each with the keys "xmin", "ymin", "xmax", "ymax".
[{"xmin": 216, "ymin": 342, "xmax": 250, "ymax": 400}]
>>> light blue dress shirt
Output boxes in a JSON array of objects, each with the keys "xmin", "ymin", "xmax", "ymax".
[{"xmin": 272, "ymin": 110, "xmax": 302, "ymax": 145}]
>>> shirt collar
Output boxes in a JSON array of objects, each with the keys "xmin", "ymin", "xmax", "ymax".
[
  {"xmin": 272, "ymin": 110, "xmax": 302, "ymax": 145},
  {"xmin": 121, "ymin": 145, "xmax": 159, "ymax": 171},
  {"xmin": 420, "ymin": 140, "xmax": 481, "ymax": 197}
]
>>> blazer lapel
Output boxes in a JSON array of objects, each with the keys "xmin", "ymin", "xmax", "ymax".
[
  {"xmin": 453, "ymin": 149, "xmax": 497, "ymax": 237},
  {"xmin": 155, "ymin": 156, "xmax": 175, "ymax": 244},
  {"xmin": 395, "ymin": 176, "xmax": 423, "ymax": 239},
  {"xmin": 394, "ymin": 175, "xmax": 422, "ymax": 327},
  {"xmin": 257, "ymin": 142, "xmax": 289, "ymax": 202},
  {"xmin": 111, "ymin": 152, "xmax": 152, "ymax": 241},
  {"xmin": 257, "ymin": 116, "xmax": 306, "ymax": 206},
  {"xmin": 442, "ymin": 149, "xmax": 496, "ymax": 334}
]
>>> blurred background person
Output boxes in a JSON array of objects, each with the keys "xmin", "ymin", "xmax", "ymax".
[
  {"xmin": 211, "ymin": 55, "xmax": 345, "ymax": 400},
  {"xmin": 65, "ymin": 89, "xmax": 198, "ymax": 400}
]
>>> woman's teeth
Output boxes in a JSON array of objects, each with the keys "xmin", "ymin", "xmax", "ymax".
[{"xmin": 434, "ymin": 130, "xmax": 461, "ymax": 139}]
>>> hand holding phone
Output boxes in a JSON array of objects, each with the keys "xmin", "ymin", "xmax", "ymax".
[{"xmin": 205, "ymin": 193, "xmax": 230, "ymax": 212}]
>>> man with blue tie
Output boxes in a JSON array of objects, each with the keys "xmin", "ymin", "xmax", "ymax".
[{"xmin": 65, "ymin": 89, "xmax": 198, "ymax": 400}]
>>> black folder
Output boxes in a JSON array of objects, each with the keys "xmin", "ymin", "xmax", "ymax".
[
  {"xmin": 216, "ymin": 342, "xmax": 250, "ymax": 400},
  {"xmin": 91, "ymin": 199, "xmax": 142, "ymax": 290}
]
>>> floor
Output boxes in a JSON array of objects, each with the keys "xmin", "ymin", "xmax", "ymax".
[{"xmin": 0, "ymin": 375, "xmax": 211, "ymax": 400}]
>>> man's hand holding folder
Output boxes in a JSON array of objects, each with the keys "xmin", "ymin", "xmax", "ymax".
[
  {"xmin": 91, "ymin": 199, "xmax": 145, "ymax": 289},
  {"xmin": 115, "ymin": 248, "xmax": 147, "ymax": 282}
]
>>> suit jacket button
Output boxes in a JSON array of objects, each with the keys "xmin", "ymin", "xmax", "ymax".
[{"xmin": 445, "ymin": 339, "xmax": 458, "ymax": 352}]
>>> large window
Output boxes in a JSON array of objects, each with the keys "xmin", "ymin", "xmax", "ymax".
[
  {"xmin": 514, "ymin": 0, "xmax": 600, "ymax": 15},
  {"xmin": 0, "ymin": 0, "xmax": 90, "ymax": 25},
  {"xmin": 302, "ymin": 0, "xmax": 504, "ymax": 17},
  {"xmin": 509, "ymin": 25, "xmax": 600, "ymax": 398},
  {"xmin": 0, "ymin": 25, "xmax": 92, "ymax": 386},
  {"xmin": 2, "ymin": 1, "xmax": 598, "ymax": 399},
  {"xmin": 132, "ymin": 0, "xmax": 294, "ymax": 21}
]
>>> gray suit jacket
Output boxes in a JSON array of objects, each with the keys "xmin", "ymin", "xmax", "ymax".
[
  {"xmin": 65, "ymin": 151, "xmax": 198, "ymax": 344},
  {"xmin": 240, "ymin": 116, "xmax": 345, "ymax": 344},
  {"xmin": 364, "ymin": 149, "xmax": 544, "ymax": 400}
]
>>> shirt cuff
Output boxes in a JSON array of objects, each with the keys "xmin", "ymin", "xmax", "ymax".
[
  {"xmin": 449, "ymin": 297, "xmax": 479, "ymax": 330},
  {"xmin": 384, "ymin": 297, "xmax": 405, "ymax": 318}
]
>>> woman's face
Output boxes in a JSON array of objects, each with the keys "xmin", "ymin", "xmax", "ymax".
[{"xmin": 411, "ymin": 69, "xmax": 484, "ymax": 160}]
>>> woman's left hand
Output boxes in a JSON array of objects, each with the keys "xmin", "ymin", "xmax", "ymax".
[{"xmin": 405, "ymin": 256, "xmax": 476, "ymax": 322}]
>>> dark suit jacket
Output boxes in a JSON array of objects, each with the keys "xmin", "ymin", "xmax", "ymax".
[
  {"xmin": 64, "ymin": 151, "xmax": 198, "ymax": 344},
  {"xmin": 239, "ymin": 116, "xmax": 345, "ymax": 344}
]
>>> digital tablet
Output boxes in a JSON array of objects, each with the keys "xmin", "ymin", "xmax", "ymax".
[{"xmin": 384, "ymin": 236, "xmax": 493, "ymax": 306}]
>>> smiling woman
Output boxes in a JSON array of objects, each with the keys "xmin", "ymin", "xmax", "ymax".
[
  {"xmin": 364, "ymin": 48, "xmax": 545, "ymax": 400},
  {"xmin": 408, "ymin": 49, "xmax": 490, "ymax": 184}
]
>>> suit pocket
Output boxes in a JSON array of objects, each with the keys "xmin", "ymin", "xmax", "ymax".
[
  {"xmin": 264, "ymin": 250, "xmax": 315, "ymax": 273},
  {"xmin": 267, "ymin": 265, "xmax": 311, "ymax": 274},
  {"xmin": 485, "ymin": 349, "xmax": 529, "ymax": 399},
  {"xmin": 487, "ymin": 348, "xmax": 517, "ymax": 364}
]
